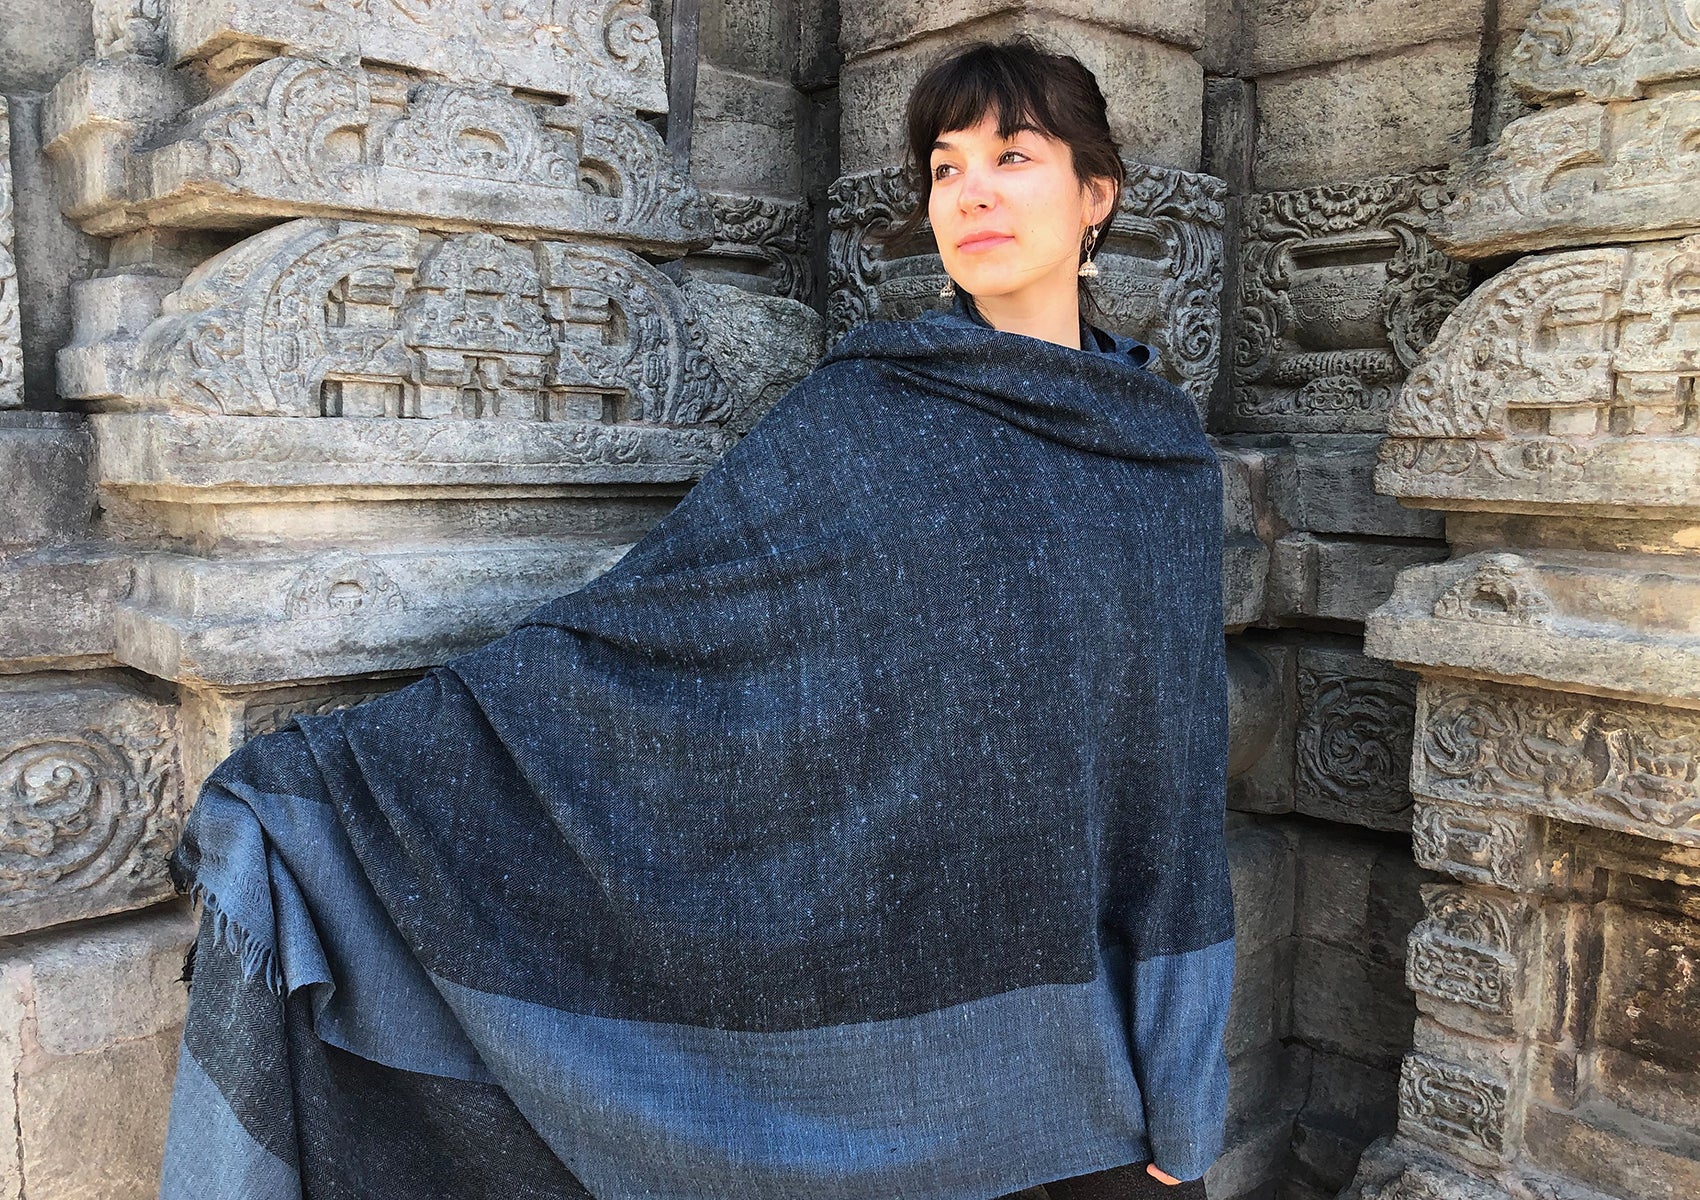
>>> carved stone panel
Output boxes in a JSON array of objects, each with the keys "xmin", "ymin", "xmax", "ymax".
[
  {"xmin": 1397, "ymin": 1050, "xmax": 1510, "ymax": 1163},
  {"xmin": 693, "ymin": 191, "xmax": 813, "ymax": 302},
  {"xmin": 96, "ymin": 219, "xmax": 732, "ymax": 426},
  {"xmin": 1232, "ymin": 170, "xmax": 1469, "ymax": 433},
  {"xmin": 825, "ymin": 161, "xmax": 1225, "ymax": 410},
  {"xmin": 44, "ymin": 57, "xmax": 710, "ymax": 248},
  {"xmin": 1410, "ymin": 799, "xmax": 1537, "ymax": 891},
  {"xmin": 1406, "ymin": 885, "xmax": 1524, "ymax": 1027},
  {"xmin": 1411, "ymin": 677, "xmax": 1700, "ymax": 846},
  {"xmin": 164, "ymin": 0, "xmax": 668, "ymax": 112},
  {"xmin": 1294, "ymin": 647, "xmax": 1418, "ymax": 831},
  {"xmin": 0, "ymin": 674, "xmax": 181, "ymax": 936},
  {"xmin": 1432, "ymin": 94, "xmax": 1700, "ymax": 259},
  {"xmin": 1379, "ymin": 238, "xmax": 1700, "ymax": 511},
  {"xmin": 1509, "ymin": 0, "xmax": 1700, "ymax": 104}
]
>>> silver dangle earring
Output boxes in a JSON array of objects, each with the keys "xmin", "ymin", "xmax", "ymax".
[
  {"xmin": 1078, "ymin": 224, "xmax": 1101, "ymax": 278},
  {"xmin": 939, "ymin": 275, "xmax": 956, "ymax": 299}
]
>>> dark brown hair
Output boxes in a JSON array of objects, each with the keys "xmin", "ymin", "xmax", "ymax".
[{"xmin": 872, "ymin": 36, "xmax": 1125, "ymax": 319}]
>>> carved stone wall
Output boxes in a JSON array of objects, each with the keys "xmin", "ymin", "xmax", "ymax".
[{"xmin": 1349, "ymin": 4, "xmax": 1700, "ymax": 1199}]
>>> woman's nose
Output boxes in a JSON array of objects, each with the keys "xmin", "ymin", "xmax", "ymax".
[{"xmin": 956, "ymin": 167, "xmax": 994, "ymax": 210}]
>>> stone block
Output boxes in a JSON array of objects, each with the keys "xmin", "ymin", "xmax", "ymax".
[
  {"xmin": 1220, "ymin": 447, "xmax": 1272, "ymax": 629},
  {"xmin": 840, "ymin": 0, "xmax": 1204, "ymax": 58},
  {"xmin": 1253, "ymin": 40, "xmax": 1478, "ymax": 191},
  {"xmin": 1244, "ymin": 0, "xmax": 1486, "ymax": 75},
  {"xmin": 1369, "ymin": 551, "xmax": 1700, "ymax": 709},
  {"xmin": 827, "ymin": 160, "xmax": 1225, "ymax": 410},
  {"xmin": 164, "ymin": 0, "xmax": 668, "ymax": 112},
  {"xmin": 0, "ymin": 673, "xmax": 182, "ymax": 936},
  {"xmin": 0, "ymin": 906, "xmax": 195, "ymax": 1200},
  {"xmin": 1433, "ymin": 94, "xmax": 1700, "ymax": 260},
  {"xmin": 1264, "ymin": 436, "xmax": 1444, "ymax": 539},
  {"xmin": 1293, "ymin": 937, "xmax": 1419, "ymax": 1068},
  {"xmin": 1293, "ymin": 820, "xmax": 1433, "ymax": 964},
  {"xmin": 1404, "ymin": 883, "xmax": 1528, "ymax": 1041},
  {"xmin": 1228, "ymin": 641, "xmax": 1297, "ymax": 816},
  {"xmin": 1293, "ymin": 645, "xmax": 1419, "ymax": 831},
  {"xmin": 1231, "ymin": 171, "xmax": 1469, "ymax": 435},
  {"xmin": 0, "ymin": 548, "xmax": 133, "ymax": 669},
  {"xmin": 1227, "ymin": 936, "xmax": 1292, "ymax": 1058},
  {"xmin": 1289, "ymin": 1049, "xmax": 1401, "ymax": 1191},
  {"xmin": 1269, "ymin": 534, "xmax": 1449, "ymax": 624},
  {"xmin": 691, "ymin": 64, "xmax": 805, "ymax": 196},
  {"xmin": 0, "ymin": 413, "xmax": 91, "ymax": 548},
  {"xmin": 839, "ymin": 18, "xmax": 1202, "ymax": 176},
  {"xmin": 57, "ymin": 272, "xmax": 183, "ymax": 401},
  {"xmin": 0, "ymin": 0, "xmax": 94, "ymax": 93},
  {"xmin": 45, "ymin": 58, "xmax": 711, "ymax": 249},
  {"xmin": 1228, "ymin": 824, "xmax": 1296, "ymax": 956},
  {"xmin": 699, "ymin": 0, "xmax": 801, "ymax": 79}
]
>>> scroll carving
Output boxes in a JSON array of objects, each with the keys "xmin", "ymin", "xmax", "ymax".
[
  {"xmin": 1407, "ymin": 886, "xmax": 1520, "ymax": 1014},
  {"xmin": 1431, "ymin": 555, "xmax": 1553, "ymax": 628},
  {"xmin": 285, "ymin": 554, "xmax": 405, "ymax": 620},
  {"xmin": 1397, "ymin": 1051, "xmax": 1509, "ymax": 1156},
  {"xmin": 1410, "ymin": 801, "xmax": 1531, "ymax": 889},
  {"xmin": 1510, "ymin": 0, "xmax": 1700, "ymax": 104},
  {"xmin": 1295, "ymin": 658, "xmax": 1417, "ymax": 826},
  {"xmin": 705, "ymin": 192, "xmax": 813, "ymax": 302}
]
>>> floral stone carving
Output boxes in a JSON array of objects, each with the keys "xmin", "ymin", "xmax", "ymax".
[{"xmin": 1509, "ymin": 0, "xmax": 1700, "ymax": 104}]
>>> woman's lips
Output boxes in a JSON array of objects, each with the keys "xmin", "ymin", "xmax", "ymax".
[{"xmin": 956, "ymin": 234, "xmax": 1014, "ymax": 252}]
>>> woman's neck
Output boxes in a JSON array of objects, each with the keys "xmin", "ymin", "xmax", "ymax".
[{"xmin": 968, "ymin": 287, "xmax": 1085, "ymax": 351}]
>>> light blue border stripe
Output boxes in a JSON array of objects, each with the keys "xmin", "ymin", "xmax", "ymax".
[
  {"xmin": 160, "ymin": 1043, "xmax": 302, "ymax": 1200},
  {"xmin": 433, "ymin": 969, "xmax": 1155, "ymax": 1200}
]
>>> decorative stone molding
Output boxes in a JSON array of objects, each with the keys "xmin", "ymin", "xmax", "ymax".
[
  {"xmin": 0, "ymin": 675, "xmax": 181, "ymax": 936},
  {"xmin": 163, "ymin": 0, "xmax": 668, "ymax": 111},
  {"xmin": 698, "ymin": 192, "xmax": 813, "ymax": 303},
  {"xmin": 1410, "ymin": 801, "xmax": 1535, "ymax": 892},
  {"xmin": 825, "ymin": 160, "xmax": 1226, "ymax": 409},
  {"xmin": 1411, "ymin": 677, "xmax": 1700, "ymax": 846},
  {"xmin": 1379, "ymin": 238, "xmax": 1700, "ymax": 511},
  {"xmin": 1509, "ymin": 0, "xmax": 1700, "ymax": 105},
  {"xmin": 1397, "ymin": 1050, "xmax": 1509, "ymax": 1161},
  {"xmin": 1294, "ymin": 648, "xmax": 1417, "ymax": 830},
  {"xmin": 1430, "ymin": 555, "xmax": 1552, "ymax": 629},
  {"xmin": 1432, "ymin": 94, "xmax": 1700, "ymax": 259},
  {"xmin": 1406, "ymin": 885, "xmax": 1522, "ymax": 1018},
  {"xmin": 0, "ymin": 100, "xmax": 21, "ymax": 411},
  {"xmin": 1231, "ymin": 170, "xmax": 1469, "ymax": 433},
  {"xmin": 45, "ymin": 56, "xmax": 711, "ymax": 248},
  {"xmin": 91, "ymin": 219, "xmax": 731, "ymax": 426}
]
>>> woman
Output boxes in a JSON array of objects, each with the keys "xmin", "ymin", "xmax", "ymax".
[{"xmin": 160, "ymin": 36, "xmax": 1233, "ymax": 1200}]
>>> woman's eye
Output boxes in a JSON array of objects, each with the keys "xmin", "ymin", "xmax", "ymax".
[
  {"xmin": 1000, "ymin": 150, "xmax": 1028, "ymax": 164},
  {"xmin": 932, "ymin": 163, "xmax": 955, "ymax": 180}
]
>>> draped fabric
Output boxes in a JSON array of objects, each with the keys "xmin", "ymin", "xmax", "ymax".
[{"xmin": 160, "ymin": 300, "xmax": 1235, "ymax": 1200}]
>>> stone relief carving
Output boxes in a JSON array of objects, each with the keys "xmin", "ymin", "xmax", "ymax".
[
  {"xmin": 1406, "ymin": 886, "xmax": 1520, "ymax": 1016},
  {"xmin": 702, "ymin": 192, "xmax": 813, "ymax": 302},
  {"xmin": 825, "ymin": 160, "xmax": 1225, "ymax": 408},
  {"xmin": 50, "ymin": 56, "xmax": 711, "ymax": 247},
  {"xmin": 1430, "ymin": 555, "xmax": 1553, "ymax": 628},
  {"xmin": 1380, "ymin": 238, "xmax": 1700, "ymax": 507},
  {"xmin": 244, "ymin": 680, "xmax": 418, "ymax": 737},
  {"xmin": 285, "ymin": 554, "xmax": 406, "ymax": 620},
  {"xmin": 1295, "ymin": 653, "xmax": 1417, "ymax": 829},
  {"xmin": 0, "ymin": 100, "xmax": 20, "ymax": 410},
  {"xmin": 1510, "ymin": 0, "xmax": 1700, "ymax": 104},
  {"xmin": 164, "ymin": 0, "xmax": 668, "ymax": 112},
  {"xmin": 1232, "ymin": 170, "xmax": 1469, "ymax": 433},
  {"xmin": 1397, "ymin": 1050, "xmax": 1509, "ymax": 1157},
  {"xmin": 92, "ymin": 0, "xmax": 164, "ymax": 64},
  {"xmin": 1415, "ymin": 678, "xmax": 1700, "ymax": 842},
  {"xmin": 1432, "ymin": 94, "xmax": 1700, "ymax": 259},
  {"xmin": 122, "ymin": 219, "xmax": 734, "ymax": 426},
  {"xmin": 0, "ymin": 685, "xmax": 181, "ymax": 937},
  {"xmin": 1410, "ymin": 801, "xmax": 1532, "ymax": 890}
]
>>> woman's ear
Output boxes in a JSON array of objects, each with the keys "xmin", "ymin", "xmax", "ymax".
[{"xmin": 1089, "ymin": 177, "xmax": 1116, "ymax": 229}]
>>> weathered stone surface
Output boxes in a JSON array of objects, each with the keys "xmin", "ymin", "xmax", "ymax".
[
  {"xmin": 1244, "ymin": 0, "xmax": 1486, "ymax": 75},
  {"xmin": 164, "ymin": 0, "xmax": 668, "ymax": 112},
  {"xmin": 1232, "ymin": 171, "xmax": 1468, "ymax": 434},
  {"xmin": 1432, "ymin": 94, "xmax": 1700, "ymax": 260},
  {"xmin": 0, "ymin": 413, "xmax": 91, "ymax": 548},
  {"xmin": 1509, "ymin": 0, "xmax": 1700, "ymax": 104},
  {"xmin": 0, "ymin": 547, "xmax": 131, "ymax": 669},
  {"xmin": 1229, "ymin": 824, "xmax": 1297, "ymax": 956},
  {"xmin": 1293, "ymin": 938, "xmax": 1419, "ymax": 1068},
  {"xmin": 0, "ymin": 97, "xmax": 23, "ymax": 410},
  {"xmin": 687, "ymin": 199, "xmax": 815, "ymax": 303},
  {"xmin": 1229, "ymin": 642, "xmax": 1297, "ymax": 816},
  {"xmin": 1253, "ymin": 40, "xmax": 1478, "ymax": 191},
  {"xmin": 0, "ymin": 904, "xmax": 195, "ymax": 1200},
  {"xmin": 840, "ymin": 0, "xmax": 1204, "ymax": 58},
  {"xmin": 1404, "ymin": 882, "xmax": 1527, "ymax": 1039},
  {"xmin": 1288, "ymin": 1049, "xmax": 1401, "ymax": 1192},
  {"xmin": 1369, "ymin": 550, "xmax": 1700, "ymax": 706},
  {"xmin": 1269, "ymin": 535, "xmax": 1448, "ymax": 624},
  {"xmin": 827, "ymin": 160, "xmax": 1226, "ymax": 410},
  {"xmin": 1262, "ymin": 436, "xmax": 1446, "ymax": 539},
  {"xmin": 1380, "ymin": 239, "xmax": 1700, "ymax": 512},
  {"xmin": 0, "ymin": 673, "xmax": 181, "ymax": 936},
  {"xmin": 839, "ymin": 18, "xmax": 1202, "ymax": 175},
  {"xmin": 690, "ymin": 64, "xmax": 805, "ymax": 196},
  {"xmin": 1221, "ymin": 447, "xmax": 1274, "ymax": 629},
  {"xmin": 1293, "ymin": 646, "xmax": 1419, "ymax": 831},
  {"xmin": 45, "ymin": 56, "xmax": 712, "ymax": 247}
]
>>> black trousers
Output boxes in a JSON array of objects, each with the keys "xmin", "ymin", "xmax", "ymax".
[{"xmin": 994, "ymin": 1161, "xmax": 1209, "ymax": 1200}]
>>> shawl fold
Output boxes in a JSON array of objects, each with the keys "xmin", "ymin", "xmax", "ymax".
[{"xmin": 161, "ymin": 303, "xmax": 1236, "ymax": 1200}]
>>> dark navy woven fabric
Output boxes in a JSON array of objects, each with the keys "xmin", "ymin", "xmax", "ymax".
[{"xmin": 160, "ymin": 301, "xmax": 1236, "ymax": 1200}]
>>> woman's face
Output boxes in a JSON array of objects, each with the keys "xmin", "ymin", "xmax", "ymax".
[{"xmin": 926, "ymin": 112, "xmax": 1112, "ymax": 313}]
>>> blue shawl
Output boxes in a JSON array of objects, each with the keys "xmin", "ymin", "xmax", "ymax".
[{"xmin": 160, "ymin": 301, "xmax": 1234, "ymax": 1199}]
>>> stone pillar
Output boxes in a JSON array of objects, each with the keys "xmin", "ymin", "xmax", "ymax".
[{"xmin": 1348, "ymin": 4, "xmax": 1700, "ymax": 1198}]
